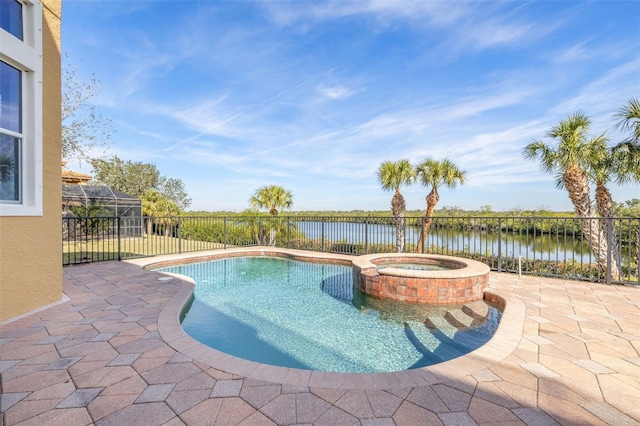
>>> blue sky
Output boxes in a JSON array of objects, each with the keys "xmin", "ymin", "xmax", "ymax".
[{"xmin": 62, "ymin": 1, "xmax": 640, "ymax": 213}]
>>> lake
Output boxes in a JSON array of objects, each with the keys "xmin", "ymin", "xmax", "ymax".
[{"xmin": 293, "ymin": 220, "xmax": 595, "ymax": 263}]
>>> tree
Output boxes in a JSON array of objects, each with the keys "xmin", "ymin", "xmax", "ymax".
[
  {"xmin": 523, "ymin": 112, "xmax": 617, "ymax": 278},
  {"xmin": 141, "ymin": 190, "xmax": 181, "ymax": 236},
  {"xmin": 249, "ymin": 185, "xmax": 293, "ymax": 245},
  {"xmin": 480, "ymin": 205, "xmax": 493, "ymax": 214},
  {"xmin": 613, "ymin": 97, "xmax": 640, "ymax": 184},
  {"xmin": 62, "ymin": 61, "xmax": 113, "ymax": 161},
  {"xmin": 158, "ymin": 178, "xmax": 192, "ymax": 211},
  {"xmin": 613, "ymin": 98, "xmax": 640, "ymax": 272},
  {"xmin": 613, "ymin": 199, "xmax": 640, "ymax": 217},
  {"xmin": 584, "ymin": 134, "xmax": 622, "ymax": 276},
  {"xmin": 414, "ymin": 158, "xmax": 465, "ymax": 253},
  {"xmin": 91, "ymin": 155, "xmax": 191, "ymax": 210},
  {"xmin": 250, "ymin": 185, "xmax": 293, "ymax": 216},
  {"xmin": 615, "ymin": 97, "xmax": 640, "ymax": 143},
  {"xmin": 238, "ymin": 209, "xmax": 267, "ymax": 245},
  {"xmin": 377, "ymin": 159, "xmax": 415, "ymax": 253},
  {"xmin": 91, "ymin": 156, "xmax": 160, "ymax": 197}
]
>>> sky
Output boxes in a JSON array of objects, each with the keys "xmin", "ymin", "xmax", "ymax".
[{"xmin": 62, "ymin": 0, "xmax": 640, "ymax": 213}]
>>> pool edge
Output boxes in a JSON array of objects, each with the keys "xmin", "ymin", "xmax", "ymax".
[{"xmin": 126, "ymin": 247, "xmax": 525, "ymax": 390}]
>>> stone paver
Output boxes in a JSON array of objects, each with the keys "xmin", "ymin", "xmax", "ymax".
[{"xmin": 1, "ymin": 251, "xmax": 638, "ymax": 425}]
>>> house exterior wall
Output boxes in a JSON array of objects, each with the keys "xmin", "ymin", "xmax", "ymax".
[{"xmin": 0, "ymin": 0, "xmax": 62, "ymax": 322}]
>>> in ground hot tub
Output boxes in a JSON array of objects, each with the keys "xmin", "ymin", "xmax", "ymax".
[{"xmin": 352, "ymin": 253, "xmax": 490, "ymax": 305}]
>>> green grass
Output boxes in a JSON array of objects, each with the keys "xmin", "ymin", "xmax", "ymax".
[{"xmin": 63, "ymin": 234, "xmax": 226, "ymax": 264}]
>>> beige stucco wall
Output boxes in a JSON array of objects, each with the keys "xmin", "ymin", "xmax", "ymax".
[{"xmin": 0, "ymin": 0, "xmax": 62, "ymax": 322}]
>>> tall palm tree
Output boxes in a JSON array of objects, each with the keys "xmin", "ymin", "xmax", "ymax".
[
  {"xmin": 523, "ymin": 112, "xmax": 613, "ymax": 277},
  {"xmin": 414, "ymin": 158, "xmax": 466, "ymax": 253},
  {"xmin": 584, "ymin": 135, "xmax": 621, "ymax": 280},
  {"xmin": 250, "ymin": 185, "xmax": 293, "ymax": 216},
  {"xmin": 377, "ymin": 159, "xmax": 415, "ymax": 253},
  {"xmin": 613, "ymin": 97, "xmax": 640, "ymax": 184},
  {"xmin": 613, "ymin": 97, "xmax": 640, "ymax": 271}
]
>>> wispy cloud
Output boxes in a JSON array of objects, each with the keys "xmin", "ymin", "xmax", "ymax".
[
  {"xmin": 63, "ymin": 0, "xmax": 640, "ymax": 211},
  {"xmin": 317, "ymin": 84, "xmax": 360, "ymax": 100},
  {"xmin": 263, "ymin": 1, "xmax": 470, "ymax": 29},
  {"xmin": 551, "ymin": 58, "xmax": 640, "ymax": 118}
]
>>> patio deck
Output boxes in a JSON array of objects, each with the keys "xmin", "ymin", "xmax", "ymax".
[{"xmin": 1, "ymin": 252, "xmax": 639, "ymax": 425}]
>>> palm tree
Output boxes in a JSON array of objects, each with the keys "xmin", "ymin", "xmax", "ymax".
[
  {"xmin": 414, "ymin": 158, "xmax": 466, "ymax": 253},
  {"xmin": 613, "ymin": 97, "xmax": 640, "ymax": 273},
  {"xmin": 249, "ymin": 185, "xmax": 293, "ymax": 245},
  {"xmin": 613, "ymin": 97, "xmax": 640, "ymax": 184},
  {"xmin": 523, "ymin": 112, "xmax": 613, "ymax": 277},
  {"xmin": 250, "ymin": 185, "xmax": 293, "ymax": 216},
  {"xmin": 377, "ymin": 159, "xmax": 415, "ymax": 253},
  {"xmin": 142, "ymin": 189, "xmax": 181, "ymax": 236},
  {"xmin": 238, "ymin": 209, "xmax": 267, "ymax": 245},
  {"xmin": 584, "ymin": 135, "xmax": 621, "ymax": 280},
  {"xmin": 615, "ymin": 97, "xmax": 640, "ymax": 143}
]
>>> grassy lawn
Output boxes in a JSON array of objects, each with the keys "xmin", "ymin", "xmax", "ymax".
[{"xmin": 63, "ymin": 234, "xmax": 227, "ymax": 264}]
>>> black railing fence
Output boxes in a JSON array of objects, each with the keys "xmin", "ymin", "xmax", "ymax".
[{"xmin": 63, "ymin": 215, "xmax": 640, "ymax": 285}]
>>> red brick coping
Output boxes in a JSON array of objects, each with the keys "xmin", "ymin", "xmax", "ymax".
[{"xmin": 353, "ymin": 253, "xmax": 491, "ymax": 304}]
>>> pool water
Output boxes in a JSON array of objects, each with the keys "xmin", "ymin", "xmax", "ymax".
[
  {"xmin": 376, "ymin": 262, "xmax": 448, "ymax": 271},
  {"xmin": 158, "ymin": 257, "xmax": 501, "ymax": 373}
]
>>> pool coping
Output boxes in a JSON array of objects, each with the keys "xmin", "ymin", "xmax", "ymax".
[
  {"xmin": 125, "ymin": 247, "xmax": 525, "ymax": 390},
  {"xmin": 353, "ymin": 252, "xmax": 491, "ymax": 279}
]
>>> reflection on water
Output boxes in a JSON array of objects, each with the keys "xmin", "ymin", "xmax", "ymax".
[{"xmin": 296, "ymin": 220, "xmax": 595, "ymax": 262}]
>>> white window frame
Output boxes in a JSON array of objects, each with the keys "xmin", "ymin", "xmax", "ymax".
[{"xmin": 0, "ymin": 0, "xmax": 43, "ymax": 216}]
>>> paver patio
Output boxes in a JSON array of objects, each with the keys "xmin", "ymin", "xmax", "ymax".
[{"xmin": 1, "ymin": 249, "xmax": 639, "ymax": 425}]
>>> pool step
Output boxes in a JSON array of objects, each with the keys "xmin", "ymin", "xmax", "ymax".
[
  {"xmin": 423, "ymin": 302, "xmax": 489, "ymax": 333},
  {"xmin": 462, "ymin": 303, "xmax": 489, "ymax": 320},
  {"xmin": 444, "ymin": 310, "xmax": 474, "ymax": 329},
  {"xmin": 403, "ymin": 300, "xmax": 501, "ymax": 369}
]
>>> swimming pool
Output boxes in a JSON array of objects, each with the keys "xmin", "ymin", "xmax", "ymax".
[{"xmin": 157, "ymin": 256, "xmax": 501, "ymax": 373}]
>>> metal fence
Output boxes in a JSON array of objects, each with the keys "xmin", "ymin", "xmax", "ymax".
[{"xmin": 63, "ymin": 215, "xmax": 640, "ymax": 285}]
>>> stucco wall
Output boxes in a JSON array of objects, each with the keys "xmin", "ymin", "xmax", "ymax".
[{"xmin": 0, "ymin": 0, "xmax": 62, "ymax": 322}]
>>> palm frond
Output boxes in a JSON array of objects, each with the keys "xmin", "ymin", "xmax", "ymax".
[{"xmin": 614, "ymin": 97, "xmax": 640, "ymax": 142}]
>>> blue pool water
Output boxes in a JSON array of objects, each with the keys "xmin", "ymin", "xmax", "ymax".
[
  {"xmin": 376, "ymin": 262, "xmax": 449, "ymax": 271},
  {"xmin": 157, "ymin": 257, "xmax": 501, "ymax": 373}
]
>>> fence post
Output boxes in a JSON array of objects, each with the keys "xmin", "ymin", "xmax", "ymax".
[
  {"xmin": 497, "ymin": 218, "xmax": 502, "ymax": 272},
  {"xmin": 178, "ymin": 216, "xmax": 182, "ymax": 254},
  {"xmin": 421, "ymin": 217, "xmax": 426, "ymax": 254},
  {"xmin": 321, "ymin": 218, "xmax": 325, "ymax": 252},
  {"xmin": 287, "ymin": 217, "xmax": 290, "ymax": 248},
  {"xmin": 62, "ymin": 217, "xmax": 66, "ymax": 265},
  {"xmin": 224, "ymin": 217, "xmax": 227, "ymax": 249},
  {"xmin": 606, "ymin": 218, "xmax": 613, "ymax": 285},
  {"xmin": 117, "ymin": 216, "xmax": 122, "ymax": 261},
  {"xmin": 365, "ymin": 218, "xmax": 369, "ymax": 254},
  {"xmin": 636, "ymin": 218, "xmax": 640, "ymax": 285}
]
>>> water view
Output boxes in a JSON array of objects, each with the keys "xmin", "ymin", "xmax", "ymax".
[{"xmin": 295, "ymin": 220, "xmax": 596, "ymax": 263}]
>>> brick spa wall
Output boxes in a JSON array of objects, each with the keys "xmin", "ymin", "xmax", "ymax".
[{"xmin": 353, "ymin": 253, "xmax": 490, "ymax": 305}]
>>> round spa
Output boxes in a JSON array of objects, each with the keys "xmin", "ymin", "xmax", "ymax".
[{"xmin": 352, "ymin": 253, "xmax": 490, "ymax": 305}]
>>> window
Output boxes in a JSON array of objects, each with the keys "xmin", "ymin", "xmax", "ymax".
[
  {"xmin": 0, "ymin": 0, "xmax": 42, "ymax": 216},
  {"xmin": 1, "ymin": 61, "xmax": 22, "ymax": 201},
  {"xmin": 1, "ymin": 0, "xmax": 23, "ymax": 40}
]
